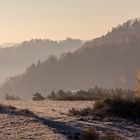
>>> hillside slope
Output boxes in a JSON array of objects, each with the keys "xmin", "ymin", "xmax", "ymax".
[
  {"xmin": 1, "ymin": 19, "xmax": 140, "ymax": 99},
  {"xmin": 0, "ymin": 38, "xmax": 82, "ymax": 84}
]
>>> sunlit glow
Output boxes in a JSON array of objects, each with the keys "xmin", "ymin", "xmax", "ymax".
[{"xmin": 0, "ymin": 0, "xmax": 140, "ymax": 43}]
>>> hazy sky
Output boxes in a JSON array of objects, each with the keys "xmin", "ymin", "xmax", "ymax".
[{"xmin": 0, "ymin": 0, "xmax": 140, "ymax": 43}]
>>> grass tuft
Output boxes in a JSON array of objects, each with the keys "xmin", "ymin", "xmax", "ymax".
[{"xmin": 74, "ymin": 127, "xmax": 122, "ymax": 140}]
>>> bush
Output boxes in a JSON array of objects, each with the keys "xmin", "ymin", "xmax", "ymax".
[
  {"xmin": 69, "ymin": 96, "xmax": 140, "ymax": 119},
  {"xmin": 81, "ymin": 127, "xmax": 99, "ymax": 140},
  {"xmin": 32, "ymin": 93, "xmax": 45, "ymax": 101},
  {"xmin": 104, "ymin": 97, "xmax": 140, "ymax": 119}
]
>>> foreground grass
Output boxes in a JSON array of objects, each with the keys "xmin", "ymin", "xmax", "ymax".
[
  {"xmin": 0, "ymin": 104, "xmax": 123, "ymax": 140},
  {"xmin": 79, "ymin": 127, "xmax": 122, "ymax": 140},
  {"xmin": 0, "ymin": 104, "xmax": 36, "ymax": 117}
]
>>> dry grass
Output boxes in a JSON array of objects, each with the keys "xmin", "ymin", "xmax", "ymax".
[
  {"xmin": 18, "ymin": 109, "xmax": 36, "ymax": 117},
  {"xmin": 69, "ymin": 97, "xmax": 140, "ymax": 119},
  {"xmin": 81, "ymin": 127, "xmax": 99, "ymax": 140},
  {"xmin": 77, "ymin": 127, "xmax": 122, "ymax": 140},
  {"xmin": 0, "ymin": 100, "xmax": 139, "ymax": 140},
  {"xmin": 0, "ymin": 104, "xmax": 37, "ymax": 118},
  {"xmin": 69, "ymin": 107, "xmax": 92, "ymax": 116},
  {"xmin": 0, "ymin": 104, "xmax": 17, "ymax": 110},
  {"xmin": 94, "ymin": 97, "xmax": 140, "ymax": 119}
]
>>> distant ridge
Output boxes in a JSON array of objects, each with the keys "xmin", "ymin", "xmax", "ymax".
[
  {"xmin": 1, "ymin": 19, "xmax": 140, "ymax": 99},
  {"xmin": 0, "ymin": 38, "xmax": 83, "ymax": 85}
]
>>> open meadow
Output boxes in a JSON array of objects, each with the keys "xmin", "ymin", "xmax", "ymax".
[{"xmin": 0, "ymin": 100, "xmax": 139, "ymax": 140}]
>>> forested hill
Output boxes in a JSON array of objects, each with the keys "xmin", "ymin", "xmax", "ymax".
[{"xmin": 1, "ymin": 19, "xmax": 140, "ymax": 99}]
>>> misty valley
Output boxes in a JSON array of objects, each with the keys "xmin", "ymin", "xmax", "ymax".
[
  {"xmin": 1, "ymin": 19, "xmax": 140, "ymax": 99},
  {"xmin": 0, "ymin": 17, "xmax": 140, "ymax": 139}
]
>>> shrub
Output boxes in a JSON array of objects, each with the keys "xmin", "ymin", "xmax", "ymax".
[
  {"xmin": 32, "ymin": 93, "xmax": 45, "ymax": 101},
  {"xmin": 69, "ymin": 96, "xmax": 140, "ymax": 119},
  {"xmin": 81, "ymin": 127, "xmax": 99, "ymax": 140},
  {"xmin": 107, "ymin": 97, "xmax": 140, "ymax": 118}
]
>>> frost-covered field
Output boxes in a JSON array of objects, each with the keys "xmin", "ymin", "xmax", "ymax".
[
  {"xmin": 0, "ymin": 100, "xmax": 93, "ymax": 140},
  {"xmin": 0, "ymin": 100, "xmax": 140, "ymax": 140},
  {"xmin": 0, "ymin": 100, "xmax": 93, "ymax": 119}
]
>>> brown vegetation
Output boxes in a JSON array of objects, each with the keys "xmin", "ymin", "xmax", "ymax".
[
  {"xmin": 32, "ymin": 93, "xmax": 45, "ymax": 101},
  {"xmin": 47, "ymin": 87, "xmax": 135, "ymax": 101},
  {"xmin": 75, "ymin": 127, "xmax": 122, "ymax": 140},
  {"xmin": 69, "ymin": 96, "xmax": 140, "ymax": 119}
]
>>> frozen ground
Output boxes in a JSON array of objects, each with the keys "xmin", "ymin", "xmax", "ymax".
[{"xmin": 0, "ymin": 100, "xmax": 139, "ymax": 140}]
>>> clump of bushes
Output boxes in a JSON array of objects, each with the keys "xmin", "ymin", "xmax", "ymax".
[
  {"xmin": 94, "ymin": 96, "xmax": 140, "ymax": 119},
  {"xmin": 69, "ymin": 96, "xmax": 140, "ymax": 119},
  {"xmin": 47, "ymin": 87, "xmax": 135, "ymax": 101},
  {"xmin": 81, "ymin": 127, "xmax": 99, "ymax": 140},
  {"xmin": 32, "ymin": 93, "xmax": 45, "ymax": 101}
]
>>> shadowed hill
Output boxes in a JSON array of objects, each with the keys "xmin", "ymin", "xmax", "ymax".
[{"xmin": 1, "ymin": 19, "xmax": 140, "ymax": 99}]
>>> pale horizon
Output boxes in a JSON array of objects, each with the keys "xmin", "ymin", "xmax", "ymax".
[{"xmin": 0, "ymin": 0, "xmax": 140, "ymax": 43}]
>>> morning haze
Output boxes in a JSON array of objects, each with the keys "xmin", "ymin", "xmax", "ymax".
[
  {"xmin": 0, "ymin": 1, "xmax": 140, "ymax": 139},
  {"xmin": 0, "ymin": 0, "xmax": 140, "ymax": 43}
]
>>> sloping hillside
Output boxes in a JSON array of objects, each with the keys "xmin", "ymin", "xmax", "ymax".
[{"xmin": 1, "ymin": 19, "xmax": 140, "ymax": 99}]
